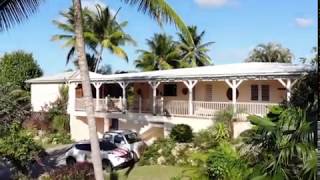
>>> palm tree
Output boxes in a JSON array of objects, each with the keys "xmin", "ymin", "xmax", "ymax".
[
  {"xmin": 245, "ymin": 42, "xmax": 293, "ymax": 63},
  {"xmin": 73, "ymin": 0, "xmax": 104, "ymax": 179},
  {"xmin": 85, "ymin": 5, "xmax": 135, "ymax": 72},
  {"xmin": 135, "ymin": 33, "xmax": 180, "ymax": 71},
  {"xmin": 2, "ymin": 0, "xmax": 193, "ymax": 179},
  {"xmin": 0, "ymin": 0, "xmax": 42, "ymax": 31},
  {"xmin": 177, "ymin": 26, "xmax": 214, "ymax": 67}
]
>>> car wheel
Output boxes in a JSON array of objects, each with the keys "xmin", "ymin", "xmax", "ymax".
[
  {"xmin": 66, "ymin": 157, "xmax": 76, "ymax": 166},
  {"xmin": 102, "ymin": 159, "xmax": 113, "ymax": 173}
]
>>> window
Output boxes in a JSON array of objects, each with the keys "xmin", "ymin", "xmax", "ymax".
[
  {"xmin": 251, "ymin": 85, "xmax": 259, "ymax": 101},
  {"xmin": 75, "ymin": 144, "xmax": 91, "ymax": 151},
  {"xmin": 114, "ymin": 135, "xmax": 125, "ymax": 144},
  {"xmin": 226, "ymin": 88, "xmax": 239, "ymax": 101},
  {"xmin": 163, "ymin": 84, "xmax": 177, "ymax": 96},
  {"xmin": 100, "ymin": 141, "xmax": 117, "ymax": 151},
  {"xmin": 205, "ymin": 84, "xmax": 213, "ymax": 101},
  {"xmin": 261, "ymin": 85, "xmax": 270, "ymax": 101}
]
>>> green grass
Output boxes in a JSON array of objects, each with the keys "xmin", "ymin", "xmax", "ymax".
[{"xmin": 105, "ymin": 165, "xmax": 185, "ymax": 180}]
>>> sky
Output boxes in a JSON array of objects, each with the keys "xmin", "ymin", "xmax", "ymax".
[{"xmin": 0, "ymin": 0, "xmax": 317, "ymax": 75}]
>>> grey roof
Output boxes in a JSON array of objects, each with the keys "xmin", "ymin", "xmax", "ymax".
[{"xmin": 26, "ymin": 63, "xmax": 315, "ymax": 83}]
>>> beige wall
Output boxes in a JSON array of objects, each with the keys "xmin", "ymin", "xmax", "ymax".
[
  {"xmin": 31, "ymin": 83, "xmax": 63, "ymax": 112},
  {"xmin": 133, "ymin": 80, "xmax": 286, "ymax": 104},
  {"xmin": 70, "ymin": 116, "xmax": 109, "ymax": 141}
]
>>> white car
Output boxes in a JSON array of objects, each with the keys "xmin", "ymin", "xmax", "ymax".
[
  {"xmin": 103, "ymin": 130, "xmax": 147, "ymax": 162},
  {"xmin": 65, "ymin": 140, "xmax": 133, "ymax": 172}
]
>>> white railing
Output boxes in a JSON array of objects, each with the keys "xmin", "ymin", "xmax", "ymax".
[
  {"xmin": 236, "ymin": 102, "xmax": 278, "ymax": 116},
  {"xmin": 75, "ymin": 97, "xmax": 278, "ymax": 118},
  {"xmin": 163, "ymin": 100, "xmax": 189, "ymax": 116},
  {"xmin": 193, "ymin": 101, "xmax": 233, "ymax": 117}
]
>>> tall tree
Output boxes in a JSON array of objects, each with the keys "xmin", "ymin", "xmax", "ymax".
[
  {"xmin": 0, "ymin": 50, "xmax": 43, "ymax": 90},
  {"xmin": 245, "ymin": 42, "xmax": 293, "ymax": 63},
  {"xmin": 177, "ymin": 25, "xmax": 214, "ymax": 67},
  {"xmin": 0, "ymin": 0, "xmax": 42, "ymax": 31},
  {"xmin": 73, "ymin": 0, "xmax": 104, "ymax": 179},
  {"xmin": 52, "ymin": 5, "xmax": 134, "ymax": 72},
  {"xmin": 135, "ymin": 33, "xmax": 180, "ymax": 71}
]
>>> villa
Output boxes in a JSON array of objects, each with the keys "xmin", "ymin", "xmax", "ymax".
[{"xmin": 26, "ymin": 62, "xmax": 314, "ymax": 143}]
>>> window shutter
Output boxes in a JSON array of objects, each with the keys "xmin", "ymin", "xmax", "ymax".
[
  {"xmin": 261, "ymin": 85, "xmax": 270, "ymax": 101},
  {"xmin": 205, "ymin": 84, "xmax": 213, "ymax": 101},
  {"xmin": 251, "ymin": 85, "xmax": 259, "ymax": 101}
]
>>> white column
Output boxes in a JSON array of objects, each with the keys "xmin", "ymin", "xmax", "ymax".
[
  {"xmin": 277, "ymin": 78, "xmax": 298, "ymax": 102},
  {"xmin": 67, "ymin": 82, "xmax": 78, "ymax": 114},
  {"xmin": 93, "ymin": 82, "xmax": 103, "ymax": 111},
  {"xmin": 148, "ymin": 81, "xmax": 160, "ymax": 115},
  {"xmin": 183, "ymin": 80, "xmax": 198, "ymax": 115},
  {"xmin": 225, "ymin": 79, "xmax": 243, "ymax": 114},
  {"xmin": 118, "ymin": 81, "xmax": 129, "ymax": 113}
]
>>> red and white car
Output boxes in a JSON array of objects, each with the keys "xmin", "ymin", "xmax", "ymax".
[{"xmin": 64, "ymin": 140, "xmax": 133, "ymax": 172}]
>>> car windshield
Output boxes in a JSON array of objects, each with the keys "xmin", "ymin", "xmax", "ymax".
[{"xmin": 124, "ymin": 133, "xmax": 141, "ymax": 144}]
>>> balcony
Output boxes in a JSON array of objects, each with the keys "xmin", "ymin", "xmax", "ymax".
[{"xmin": 74, "ymin": 97, "xmax": 277, "ymax": 119}]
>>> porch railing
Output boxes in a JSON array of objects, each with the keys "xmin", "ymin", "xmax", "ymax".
[{"xmin": 74, "ymin": 97, "xmax": 278, "ymax": 118}]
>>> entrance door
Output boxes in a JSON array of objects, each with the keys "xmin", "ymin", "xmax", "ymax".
[{"xmin": 110, "ymin": 118, "xmax": 119, "ymax": 130}]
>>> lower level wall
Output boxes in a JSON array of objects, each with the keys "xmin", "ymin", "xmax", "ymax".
[{"xmin": 69, "ymin": 114, "xmax": 250, "ymax": 142}]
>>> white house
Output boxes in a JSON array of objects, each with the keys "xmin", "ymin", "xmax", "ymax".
[{"xmin": 26, "ymin": 62, "xmax": 314, "ymax": 143}]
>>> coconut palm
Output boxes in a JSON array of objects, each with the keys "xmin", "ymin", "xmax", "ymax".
[
  {"xmin": 0, "ymin": 0, "xmax": 43, "ymax": 31},
  {"xmin": 177, "ymin": 26, "xmax": 214, "ymax": 67},
  {"xmin": 245, "ymin": 42, "xmax": 293, "ymax": 63},
  {"xmin": 2, "ymin": 0, "xmax": 193, "ymax": 178},
  {"xmin": 85, "ymin": 5, "xmax": 135, "ymax": 72},
  {"xmin": 135, "ymin": 33, "xmax": 180, "ymax": 71}
]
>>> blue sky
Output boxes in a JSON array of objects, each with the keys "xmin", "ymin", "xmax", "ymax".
[{"xmin": 0, "ymin": 0, "xmax": 316, "ymax": 75}]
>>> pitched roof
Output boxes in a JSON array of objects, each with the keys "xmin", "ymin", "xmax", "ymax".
[{"xmin": 26, "ymin": 62, "xmax": 315, "ymax": 83}]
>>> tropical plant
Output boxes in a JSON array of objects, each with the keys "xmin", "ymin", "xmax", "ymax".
[
  {"xmin": 300, "ymin": 46, "xmax": 318, "ymax": 66},
  {"xmin": 97, "ymin": 64, "xmax": 112, "ymax": 74},
  {"xmin": 0, "ymin": 123, "xmax": 43, "ymax": 175},
  {"xmin": 177, "ymin": 25, "xmax": 214, "ymax": 67},
  {"xmin": 240, "ymin": 106, "xmax": 316, "ymax": 179},
  {"xmin": 0, "ymin": 84, "xmax": 31, "ymax": 128},
  {"xmin": 0, "ymin": 50, "xmax": 43, "ymax": 90},
  {"xmin": 206, "ymin": 142, "xmax": 251, "ymax": 180},
  {"xmin": 245, "ymin": 42, "xmax": 294, "ymax": 63},
  {"xmin": 169, "ymin": 124, "xmax": 193, "ymax": 143},
  {"xmin": 52, "ymin": 5, "xmax": 134, "ymax": 72},
  {"xmin": 135, "ymin": 33, "xmax": 180, "ymax": 71},
  {"xmin": 0, "ymin": 0, "xmax": 42, "ymax": 31}
]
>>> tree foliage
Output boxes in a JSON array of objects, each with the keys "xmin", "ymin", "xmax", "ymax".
[
  {"xmin": 177, "ymin": 25, "xmax": 214, "ymax": 67},
  {"xmin": 240, "ymin": 106, "xmax": 316, "ymax": 179},
  {"xmin": 245, "ymin": 42, "xmax": 293, "ymax": 63},
  {"xmin": 0, "ymin": 84, "xmax": 30, "ymax": 128},
  {"xmin": 0, "ymin": 50, "xmax": 43, "ymax": 90},
  {"xmin": 135, "ymin": 33, "xmax": 180, "ymax": 71}
]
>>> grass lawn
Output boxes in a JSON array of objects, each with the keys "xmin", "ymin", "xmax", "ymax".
[{"xmin": 105, "ymin": 165, "xmax": 186, "ymax": 180}]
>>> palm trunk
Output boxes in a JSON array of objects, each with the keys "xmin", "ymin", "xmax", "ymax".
[
  {"xmin": 73, "ymin": 0, "xmax": 104, "ymax": 179},
  {"xmin": 94, "ymin": 46, "xmax": 104, "ymax": 72}
]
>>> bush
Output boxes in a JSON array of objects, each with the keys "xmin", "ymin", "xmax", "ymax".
[
  {"xmin": 139, "ymin": 138, "xmax": 176, "ymax": 166},
  {"xmin": 52, "ymin": 114, "xmax": 69, "ymax": 133},
  {"xmin": 47, "ymin": 132, "xmax": 73, "ymax": 145},
  {"xmin": 206, "ymin": 142, "xmax": 250, "ymax": 180},
  {"xmin": 169, "ymin": 124, "xmax": 193, "ymax": 143},
  {"xmin": 0, "ymin": 123, "xmax": 44, "ymax": 174},
  {"xmin": 41, "ymin": 162, "xmax": 95, "ymax": 180}
]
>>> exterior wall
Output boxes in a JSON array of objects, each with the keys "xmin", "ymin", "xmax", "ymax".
[
  {"xmin": 133, "ymin": 79, "xmax": 286, "ymax": 104},
  {"xmin": 233, "ymin": 121, "xmax": 252, "ymax": 138},
  {"xmin": 31, "ymin": 83, "xmax": 64, "ymax": 112},
  {"xmin": 70, "ymin": 116, "xmax": 109, "ymax": 141}
]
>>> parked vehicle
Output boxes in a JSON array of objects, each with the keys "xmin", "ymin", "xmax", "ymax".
[
  {"xmin": 103, "ymin": 130, "xmax": 146, "ymax": 162},
  {"xmin": 64, "ymin": 140, "xmax": 133, "ymax": 172}
]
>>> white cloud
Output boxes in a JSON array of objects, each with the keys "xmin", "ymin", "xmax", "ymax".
[
  {"xmin": 295, "ymin": 17, "xmax": 313, "ymax": 28},
  {"xmin": 194, "ymin": 0, "xmax": 231, "ymax": 7}
]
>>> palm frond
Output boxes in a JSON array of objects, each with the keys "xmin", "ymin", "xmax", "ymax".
[{"xmin": 0, "ymin": 0, "xmax": 43, "ymax": 31}]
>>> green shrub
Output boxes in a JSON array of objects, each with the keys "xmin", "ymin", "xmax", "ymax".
[
  {"xmin": 206, "ymin": 142, "xmax": 250, "ymax": 180},
  {"xmin": 169, "ymin": 124, "xmax": 193, "ymax": 143},
  {"xmin": 0, "ymin": 123, "xmax": 44, "ymax": 174},
  {"xmin": 213, "ymin": 122, "xmax": 230, "ymax": 142},
  {"xmin": 139, "ymin": 138, "xmax": 176, "ymax": 166},
  {"xmin": 41, "ymin": 162, "xmax": 95, "ymax": 180},
  {"xmin": 52, "ymin": 114, "xmax": 69, "ymax": 133},
  {"xmin": 193, "ymin": 126, "xmax": 218, "ymax": 150},
  {"xmin": 47, "ymin": 132, "xmax": 73, "ymax": 145}
]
